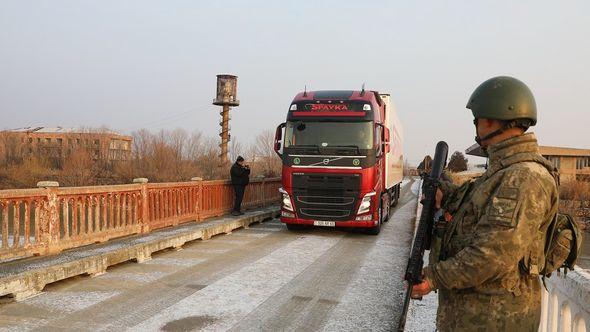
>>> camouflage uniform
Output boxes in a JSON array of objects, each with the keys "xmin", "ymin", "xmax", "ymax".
[{"xmin": 424, "ymin": 133, "xmax": 558, "ymax": 332}]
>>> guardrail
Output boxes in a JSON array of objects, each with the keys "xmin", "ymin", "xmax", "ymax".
[{"xmin": 0, "ymin": 177, "xmax": 281, "ymax": 262}]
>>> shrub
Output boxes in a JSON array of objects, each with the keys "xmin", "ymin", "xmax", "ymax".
[{"xmin": 448, "ymin": 151, "xmax": 468, "ymax": 173}]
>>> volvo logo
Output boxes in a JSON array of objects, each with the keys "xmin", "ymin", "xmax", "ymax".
[{"xmin": 305, "ymin": 156, "xmax": 346, "ymax": 167}]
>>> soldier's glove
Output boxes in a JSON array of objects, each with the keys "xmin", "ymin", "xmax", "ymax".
[{"xmin": 411, "ymin": 278, "xmax": 434, "ymax": 299}]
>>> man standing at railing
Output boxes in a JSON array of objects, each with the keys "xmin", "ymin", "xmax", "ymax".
[{"xmin": 230, "ymin": 156, "xmax": 250, "ymax": 216}]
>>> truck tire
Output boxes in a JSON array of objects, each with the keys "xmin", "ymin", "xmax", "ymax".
[
  {"xmin": 366, "ymin": 199, "xmax": 382, "ymax": 235},
  {"xmin": 382, "ymin": 193, "xmax": 391, "ymax": 223},
  {"xmin": 286, "ymin": 223, "xmax": 308, "ymax": 231},
  {"xmin": 391, "ymin": 184, "xmax": 400, "ymax": 207}
]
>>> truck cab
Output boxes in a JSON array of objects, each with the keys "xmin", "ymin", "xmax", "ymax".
[{"xmin": 274, "ymin": 90, "xmax": 404, "ymax": 234}]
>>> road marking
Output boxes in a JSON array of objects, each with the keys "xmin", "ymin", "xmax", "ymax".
[{"xmin": 129, "ymin": 235, "xmax": 342, "ymax": 331}]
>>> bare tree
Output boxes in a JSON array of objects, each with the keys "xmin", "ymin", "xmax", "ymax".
[
  {"xmin": 250, "ymin": 130, "xmax": 281, "ymax": 177},
  {"xmin": 167, "ymin": 128, "xmax": 189, "ymax": 159},
  {"xmin": 186, "ymin": 131, "xmax": 203, "ymax": 160},
  {"xmin": 61, "ymin": 149, "xmax": 97, "ymax": 186},
  {"xmin": 197, "ymin": 137, "xmax": 224, "ymax": 179},
  {"xmin": 0, "ymin": 132, "xmax": 8, "ymax": 166},
  {"xmin": 0, "ymin": 133, "xmax": 24, "ymax": 165},
  {"xmin": 229, "ymin": 137, "xmax": 244, "ymax": 163},
  {"xmin": 0, "ymin": 156, "xmax": 53, "ymax": 189},
  {"xmin": 132, "ymin": 129, "xmax": 154, "ymax": 160}
]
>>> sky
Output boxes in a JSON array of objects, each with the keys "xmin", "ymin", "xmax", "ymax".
[{"xmin": 0, "ymin": 0, "xmax": 588, "ymax": 165}]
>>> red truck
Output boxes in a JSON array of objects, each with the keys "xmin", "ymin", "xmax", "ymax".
[{"xmin": 274, "ymin": 90, "xmax": 404, "ymax": 234}]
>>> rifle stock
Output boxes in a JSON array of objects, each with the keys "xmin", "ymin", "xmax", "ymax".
[{"xmin": 397, "ymin": 141, "xmax": 448, "ymax": 331}]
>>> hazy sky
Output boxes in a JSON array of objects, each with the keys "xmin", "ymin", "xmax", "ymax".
[{"xmin": 1, "ymin": 1, "xmax": 588, "ymax": 164}]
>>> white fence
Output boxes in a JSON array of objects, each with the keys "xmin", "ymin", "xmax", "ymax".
[{"xmin": 540, "ymin": 267, "xmax": 590, "ymax": 332}]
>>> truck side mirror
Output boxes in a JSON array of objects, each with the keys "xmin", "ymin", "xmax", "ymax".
[
  {"xmin": 376, "ymin": 123, "xmax": 388, "ymax": 157},
  {"xmin": 274, "ymin": 122, "xmax": 286, "ymax": 157},
  {"xmin": 383, "ymin": 127, "xmax": 390, "ymax": 153}
]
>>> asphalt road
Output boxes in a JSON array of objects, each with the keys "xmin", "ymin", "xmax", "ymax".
[{"xmin": 0, "ymin": 179, "xmax": 418, "ymax": 332}]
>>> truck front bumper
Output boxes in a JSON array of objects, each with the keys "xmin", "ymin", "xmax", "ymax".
[{"xmin": 280, "ymin": 216, "xmax": 378, "ymax": 228}]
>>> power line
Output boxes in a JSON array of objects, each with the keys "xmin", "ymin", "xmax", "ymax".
[{"xmin": 127, "ymin": 105, "xmax": 214, "ymax": 131}]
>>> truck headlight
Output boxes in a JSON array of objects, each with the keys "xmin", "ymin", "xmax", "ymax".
[
  {"xmin": 357, "ymin": 192, "xmax": 376, "ymax": 215},
  {"xmin": 279, "ymin": 187, "xmax": 294, "ymax": 212},
  {"xmin": 355, "ymin": 214, "xmax": 373, "ymax": 221},
  {"xmin": 281, "ymin": 211, "xmax": 295, "ymax": 218}
]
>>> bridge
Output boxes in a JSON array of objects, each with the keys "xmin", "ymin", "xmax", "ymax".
[{"xmin": 0, "ymin": 178, "xmax": 588, "ymax": 331}]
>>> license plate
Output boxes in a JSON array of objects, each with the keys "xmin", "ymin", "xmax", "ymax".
[{"xmin": 314, "ymin": 220, "xmax": 336, "ymax": 227}]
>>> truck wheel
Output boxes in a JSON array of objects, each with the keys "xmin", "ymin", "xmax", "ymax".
[
  {"xmin": 366, "ymin": 200, "xmax": 382, "ymax": 235},
  {"xmin": 286, "ymin": 223, "xmax": 307, "ymax": 231},
  {"xmin": 391, "ymin": 184, "xmax": 400, "ymax": 207},
  {"xmin": 382, "ymin": 193, "xmax": 391, "ymax": 223}
]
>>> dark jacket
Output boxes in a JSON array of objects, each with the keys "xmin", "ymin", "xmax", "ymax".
[{"xmin": 230, "ymin": 162, "xmax": 250, "ymax": 186}]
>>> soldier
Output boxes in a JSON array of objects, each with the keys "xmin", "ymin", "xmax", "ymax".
[
  {"xmin": 411, "ymin": 76, "xmax": 559, "ymax": 331},
  {"xmin": 417, "ymin": 155, "xmax": 433, "ymax": 177}
]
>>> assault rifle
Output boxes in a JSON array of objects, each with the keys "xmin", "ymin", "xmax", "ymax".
[{"xmin": 398, "ymin": 141, "xmax": 448, "ymax": 331}]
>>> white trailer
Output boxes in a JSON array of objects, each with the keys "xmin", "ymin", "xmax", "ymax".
[{"xmin": 380, "ymin": 93, "xmax": 404, "ymax": 204}]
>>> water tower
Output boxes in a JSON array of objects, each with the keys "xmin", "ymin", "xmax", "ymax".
[{"xmin": 212, "ymin": 74, "xmax": 240, "ymax": 164}]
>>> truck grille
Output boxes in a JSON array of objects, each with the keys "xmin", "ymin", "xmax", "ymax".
[
  {"xmin": 292, "ymin": 173, "xmax": 360, "ymax": 221},
  {"xmin": 296, "ymin": 196, "xmax": 354, "ymax": 205},
  {"xmin": 300, "ymin": 208, "xmax": 350, "ymax": 218}
]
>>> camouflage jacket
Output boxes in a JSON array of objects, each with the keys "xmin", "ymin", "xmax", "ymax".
[{"xmin": 425, "ymin": 133, "xmax": 558, "ymax": 295}]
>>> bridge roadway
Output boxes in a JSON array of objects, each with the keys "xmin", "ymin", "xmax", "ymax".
[{"xmin": 0, "ymin": 180, "xmax": 419, "ymax": 332}]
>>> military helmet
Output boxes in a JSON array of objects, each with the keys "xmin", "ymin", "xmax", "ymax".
[{"xmin": 466, "ymin": 76, "xmax": 537, "ymax": 126}]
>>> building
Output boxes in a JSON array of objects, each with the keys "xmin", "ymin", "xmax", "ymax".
[
  {"xmin": 465, "ymin": 143, "xmax": 590, "ymax": 181},
  {"xmin": 0, "ymin": 127, "xmax": 132, "ymax": 165},
  {"xmin": 539, "ymin": 146, "xmax": 590, "ymax": 181}
]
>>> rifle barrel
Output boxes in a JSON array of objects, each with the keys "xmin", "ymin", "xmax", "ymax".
[{"xmin": 397, "ymin": 141, "xmax": 448, "ymax": 331}]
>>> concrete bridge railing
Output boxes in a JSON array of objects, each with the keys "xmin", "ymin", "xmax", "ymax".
[
  {"xmin": 0, "ymin": 177, "xmax": 281, "ymax": 262},
  {"xmin": 541, "ymin": 267, "xmax": 590, "ymax": 332}
]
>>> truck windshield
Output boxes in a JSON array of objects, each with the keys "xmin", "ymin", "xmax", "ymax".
[{"xmin": 284, "ymin": 121, "xmax": 373, "ymax": 149}]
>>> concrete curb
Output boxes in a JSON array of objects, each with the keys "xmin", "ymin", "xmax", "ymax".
[{"xmin": 0, "ymin": 207, "xmax": 280, "ymax": 302}]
